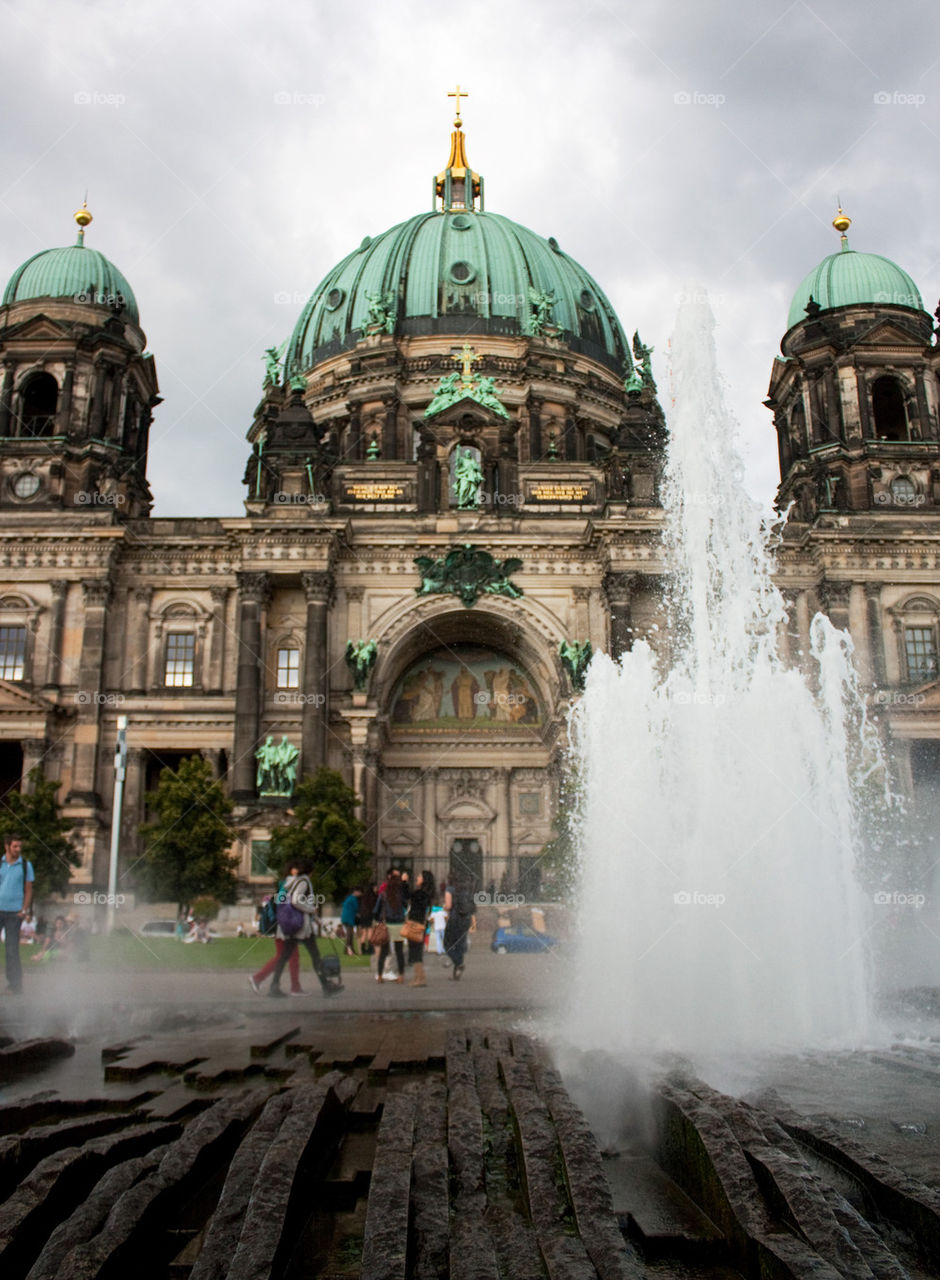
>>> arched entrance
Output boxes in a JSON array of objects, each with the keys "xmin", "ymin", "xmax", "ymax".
[{"xmin": 367, "ymin": 604, "xmax": 564, "ymax": 893}]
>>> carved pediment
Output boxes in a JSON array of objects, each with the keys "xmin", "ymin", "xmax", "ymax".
[
  {"xmin": 3, "ymin": 314, "xmax": 70, "ymax": 342},
  {"xmin": 0, "ymin": 679, "xmax": 57, "ymax": 714}
]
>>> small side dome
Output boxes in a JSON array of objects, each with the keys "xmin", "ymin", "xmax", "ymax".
[
  {"xmin": 2, "ymin": 203, "xmax": 139, "ymax": 324},
  {"xmin": 787, "ymin": 211, "xmax": 923, "ymax": 331}
]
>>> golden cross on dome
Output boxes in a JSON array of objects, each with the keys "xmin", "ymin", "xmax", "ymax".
[
  {"xmin": 454, "ymin": 343, "xmax": 481, "ymax": 385},
  {"xmin": 448, "ymin": 84, "xmax": 469, "ymax": 123}
]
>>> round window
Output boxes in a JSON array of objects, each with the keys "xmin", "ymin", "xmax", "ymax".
[
  {"xmin": 579, "ymin": 289, "xmax": 595, "ymax": 310},
  {"xmin": 325, "ymin": 287, "xmax": 345, "ymax": 311},
  {"xmin": 12, "ymin": 473, "xmax": 39, "ymax": 499},
  {"xmin": 449, "ymin": 261, "xmax": 476, "ymax": 284}
]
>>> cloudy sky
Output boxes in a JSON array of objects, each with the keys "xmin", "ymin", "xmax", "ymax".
[{"xmin": 2, "ymin": 0, "xmax": 938, "ymax": 516}]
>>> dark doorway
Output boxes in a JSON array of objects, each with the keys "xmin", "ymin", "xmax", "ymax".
[
  {"xmin": 19, "ymin": 373, "xmax": 58, "ymax": 437},
  {"xmin": 0, "ymin": 741, "xmax": 23, "ymax": 811},
  {"xmin": 448, "ymin": 837, "xmax": 482, "ymax": 890},
  {"xmin": 871, "ymin": 377, "xmax": 908, "ymax": 441}
]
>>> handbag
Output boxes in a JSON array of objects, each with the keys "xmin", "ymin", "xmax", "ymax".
[
  {"xmin": 370, "ymin": 920, "xmax": 389, "ymax": 947},
  {"xmin": 276, "ymin": 900, "xmax": 304, "ymax": 936},
  {"xmin": 401, "ymin": 918, "xmax": 426, "ymax": 943}
]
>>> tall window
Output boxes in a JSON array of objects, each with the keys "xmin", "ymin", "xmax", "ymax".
[
  {"xmin": 905, "ymin": 627, "xmax": 938, "ymax": 682},
  {"xmin": 164, "ymin": 633, "xmax": 195, "ymax": 687},
  {"xmin": 0, "ymin": 626, "xmax": 26, "ymax": 680},
  {"xmin": 871, "ymin": 377, "xmax": 908, "ymax": 441},
  {"xmin": 19, "ymin": 373, "xmax": 58, "ymax": 437},
  {"xmin": 276, "ymin": 647, "xmax": 300, "ymax": 689}
]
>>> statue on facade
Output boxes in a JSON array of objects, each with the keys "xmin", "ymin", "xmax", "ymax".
[
  {"xmin": 527, "ymin": 287, "xmax": 557, "ymax": 336},
  {"xmin": 345, "ymin": 639, "xmax": 378, "ymax": 692},
  {"xmin": 262, "ymin": 341, "xmax": 287, "ymax": 388},
  {"xmin": 365, "ymin": 290, "xmax": 396, "ymax": 334},
  {"xmin": 560, "ymin": 639, "xmax": 593, "ymax": 692},
  {"xmin": 632, "ymin": 331, "xmax": 657, "ymax": 394},
  {"xmin": 454, "ymin": 447, "xmax": 484, "ymax": 508},
  {"xmin": 256, "ymin": 734, "xmax": 299, "ymax": 796}
]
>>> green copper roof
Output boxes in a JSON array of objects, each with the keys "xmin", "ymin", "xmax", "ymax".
[
  {"xmin": 287, "ymin": 210, "xmax": 629, "ymax": 374},
  {"xmin": 787, "ymin": 246, "xmax": 923, "ymax": 330},
  {"xmin": 2, "ymin": 243, "xmax": 139, "ymax": 323}
]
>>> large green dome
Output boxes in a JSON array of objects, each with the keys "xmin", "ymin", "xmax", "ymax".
[
  {"xmin": 287, "ymin": 209, "xmax": 629, "ymax": 375},
  {"xmin": 787, "ymin": 245, "xmax": 923, "ymax": 331},
  {"xmin": 3, "ymin": 242, "xmax": 139, "ymax": 324}
]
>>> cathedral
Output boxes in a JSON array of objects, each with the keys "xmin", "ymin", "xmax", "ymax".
[{"xmin": 0, "ymin": 95, "xmax": 937, "ymax": 899}]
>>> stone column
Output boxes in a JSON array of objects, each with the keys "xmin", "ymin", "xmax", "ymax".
[
  {"xmin": 301, "ymin": 570, "xmax": 332, "ymax": 775},
  {"xmin": 204, "ymin": 748, "xmax": 223, "ymax": 778},
  {"xmin": 865, "ymin": 584, "xmax": 886, "ymax": 687},
  {"xmin": 71, "ymin": 578, "xmax": 112, "ymax": 804},
  {"xmin": 129, "ymin": 586, "xmax": 153, "ymax": 693},
  {"xmin": 604, "ymin": 571, "xmax": 638, "ymax": 659},
  {"xmin": 849, "ymin": 583, "xmax": 873, "ymax": 685},
  {"xmin": 528, "ymin": 398, "xmax": 543, "ymax": 460},
  {"xmin": 345, "ymin": 585, "xmax": 364, "ymax": 643},
  {"xmin": 382, "ymin": 398, "xmax": 397, "ymax": 461},
  {"xmin": 44, "ymin": 579, "xmax": 68, "ymax": 687},
  {"xmin": 572, "ymin": 586, "xmax": 590, "ymax": 639},
  {"xmin": 820, "ymin": 580, "xmax": 851, "ymax": 632},
  {"xmin": 89, "ymin": 359, "xmax": 108, "ymax": 437},
  {"xmin": 56, "ymin": 361, "xmax": 75, "ymax": 435},
  {"xmin": 794, "ymin": 589, "xmax": 813, "ymax": 669},
  {"xmin": 21, "ymin": 739, "xmax": 47, "ymax": 789},
  {"xmin": 363, "ymin": 747, "xmax": 379, "ymax": 852},
  {"xmin": 122, "ymin": 747, "xmax": 146, "ymax": 865},
  {"xmin": 422, "ymin": 769, "xmax": 437, "ymax": 863},
  {"xmin": 207, "ymin": 586, "xmax": 228, "ymax": 692},
  {"xmin": 0, "ymin": 362, "xmax": 13, "ymax": 436},
  {"xmin": 231, "ymin": 571, "xmax": 269, "ymax": 802}
]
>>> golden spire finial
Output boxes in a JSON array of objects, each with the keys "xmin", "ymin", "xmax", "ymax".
[
  {"xmin": 447, "ymin": 83, "xmax": 468, "ymax": 128},
  {"xmin": 832, "ymin": 203, "xmax": 851, "ymax": 250},
  {"xmin": 74, "ymin": 197, "xmax": 93, "ymax": 245}
]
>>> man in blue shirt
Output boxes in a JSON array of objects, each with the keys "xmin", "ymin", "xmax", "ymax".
[{"xmin": 0, "ymin": 834, "xmax": 34, "ymax": 994}]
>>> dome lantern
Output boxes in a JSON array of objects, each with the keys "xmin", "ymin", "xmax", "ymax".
[{"xmin": 434, "ymin": 84, "xmax": 484, "ymax": 213}]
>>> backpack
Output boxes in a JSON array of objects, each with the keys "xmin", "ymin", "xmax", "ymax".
[
  {"xmin": 259, "ymin": 896, "xmax": 278, "ymax": 937},
  {"xmin": 275, "ymin": 879, "xmax": 305, "ymax": 937}
]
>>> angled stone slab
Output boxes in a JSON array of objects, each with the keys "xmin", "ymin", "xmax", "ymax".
[
  {"xmin": 0, "ymin": 1121, "xmax": 178, "ymax": 1275},
  {"xmin": 360, "ymin": 1086, "xmax": 416, "ymax": 1280},
  {"xmin": 412, "ymin": 1076, "xmax": 448, "ymax": 1280},
  {"xmin": 0, "ymin": 1039, "xmax": 74, "ymax": 1070},
  {"xmin": 0, "ymin": 1111, "xmax": 140, "ymax": 1201}
]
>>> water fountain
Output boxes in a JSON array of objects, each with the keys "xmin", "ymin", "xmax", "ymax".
[{"xmin": 566, "ymin": 291, "xmax": 884, "ymax": 1059}]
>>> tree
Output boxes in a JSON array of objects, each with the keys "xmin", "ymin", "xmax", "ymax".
[
  {"xmin": 137, "ymin": 756, "xmax": 238, "ymax": 908},
  {"xmin": 269, "ymin": 767, "xmax": 372, "ymax": 901},
  {"xmin": 0, "ymin": 769, "xmax": 81, "ymax": 899},
  {"xmin": 537, "ymin": 764, "xmax": 583, "ymax": 901}
]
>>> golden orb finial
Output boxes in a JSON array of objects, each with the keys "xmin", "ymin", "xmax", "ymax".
[
  {"xmin": 74, "ymin": 199, "xmax": 93, "ymax": 245},
  {"xmin": 832, "ymin": 206, "xmax": 851, "ymax": 235}
]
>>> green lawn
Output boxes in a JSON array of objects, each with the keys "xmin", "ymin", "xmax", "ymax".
[{"xmin": 1, "ymin": 935, "xmax": 372, "ymax": 972}]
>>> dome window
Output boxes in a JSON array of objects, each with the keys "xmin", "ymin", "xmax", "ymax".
[
  {"xmin": 449, "ymin": 261, "xmax": 476, "ymax": 284},
  {"xmin": 451, "ymin": 214, "xmax": 471, "ymax": 230},
  {"xmin": 11, "ymin": 473, "xmax": 40, "ymax": 500},
  {"xmin": 18, "ymin": 372, "xmax": 58, "ymax": 437},
  {"xmin": 579, "ymin": 289, "xmax": 595, "ymax": 311},
  {"xmin": 325, "ymin": 288, "xmax": 345, "ymax": 311},
  {"xmin": 871, "ymin": 376, "xmax": 908, "ymax": 441},
  {"xmin": 548, "ymin": 237, "xmax": 562, "ymax": 254}
]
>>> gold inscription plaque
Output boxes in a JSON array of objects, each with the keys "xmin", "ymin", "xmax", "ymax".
[
  {"xmin": 344, "ymin": 483, "xmax": 406, "ymax": 501},
  {"xmin": 529, "ymin": 483, "xmax": 592, "ymax": 502}
]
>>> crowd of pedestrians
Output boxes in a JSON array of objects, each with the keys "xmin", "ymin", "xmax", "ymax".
[{"xmin": 247, "ymin": 865, "xmax": 478, "ymax": 998}]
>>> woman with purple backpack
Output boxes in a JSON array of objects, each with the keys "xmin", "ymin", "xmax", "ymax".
[{"xmin": 267, "ymin": 859, "xmax": 342, "ymax": 998}]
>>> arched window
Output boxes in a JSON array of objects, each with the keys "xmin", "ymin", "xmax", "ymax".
[
  {"xmin": 890, "ymin": 475, "xmax": 918, "ymax": 506},
  {"xmin": 19, "ymin": 373, "xmax": 58, "ymax": 437},
  {"xmin": 790, "ymin": 399, "xmax": 807, "ymax": 449},
  {"xmin": 276, "ymin": 647, "xmax": 301, "ymax": 689},
  {"xmin": 871, "ymin": 377, "xmax": 908, "ymax": 441}
]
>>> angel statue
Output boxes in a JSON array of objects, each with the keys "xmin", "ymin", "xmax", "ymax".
[
  {"xmin": 345, "ymin": 639, "xmax": 378, "ymax": 692},
  {"xmin": 262, "ymin": 341, "xmax": 287, "ymax": 388}
]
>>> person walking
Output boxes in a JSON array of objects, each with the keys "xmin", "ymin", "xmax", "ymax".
[
  {"xmin": 0, "ymin": 833, "xmax": 33, "ymax": 995},
  {"xmin": 340, "ymin": 886, "xmax": 362, "ymax": 957},
  {"xmin": 268, "ymin": 859, "xmax": 341, "ymax": 998},
  {"xmin": 405, "ymin": 870, "xmax": 434, "ymax": 987},
  {"xmin": 248, "ymin": 878, "xmax": 302, "ymax": 994},
  {"xmin": 374, "ymin": 872, "xmax": 406, "ymax": 983},
  {"xmin": 443, "ymin": 872, "xmax": 475, "ymax": 980}
]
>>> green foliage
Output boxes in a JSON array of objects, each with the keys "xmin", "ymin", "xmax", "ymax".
[
  {"xmin": 137, "ymin": 756, "xmax": 238, "ymax": 909},
  {"xmin": 0, "ymin": 769, "xmax": 81, "ymax": 899},
  {"xmin": 538, "ymin": 763, "xmax": 582, "ymax": 900},
  {"xmin": 190, "ymin": 895, "xmax": 220, "ymax": 921},
  {"xmin": 269, "ymin": 767, "xmax": 372, "ymax": 900}
]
